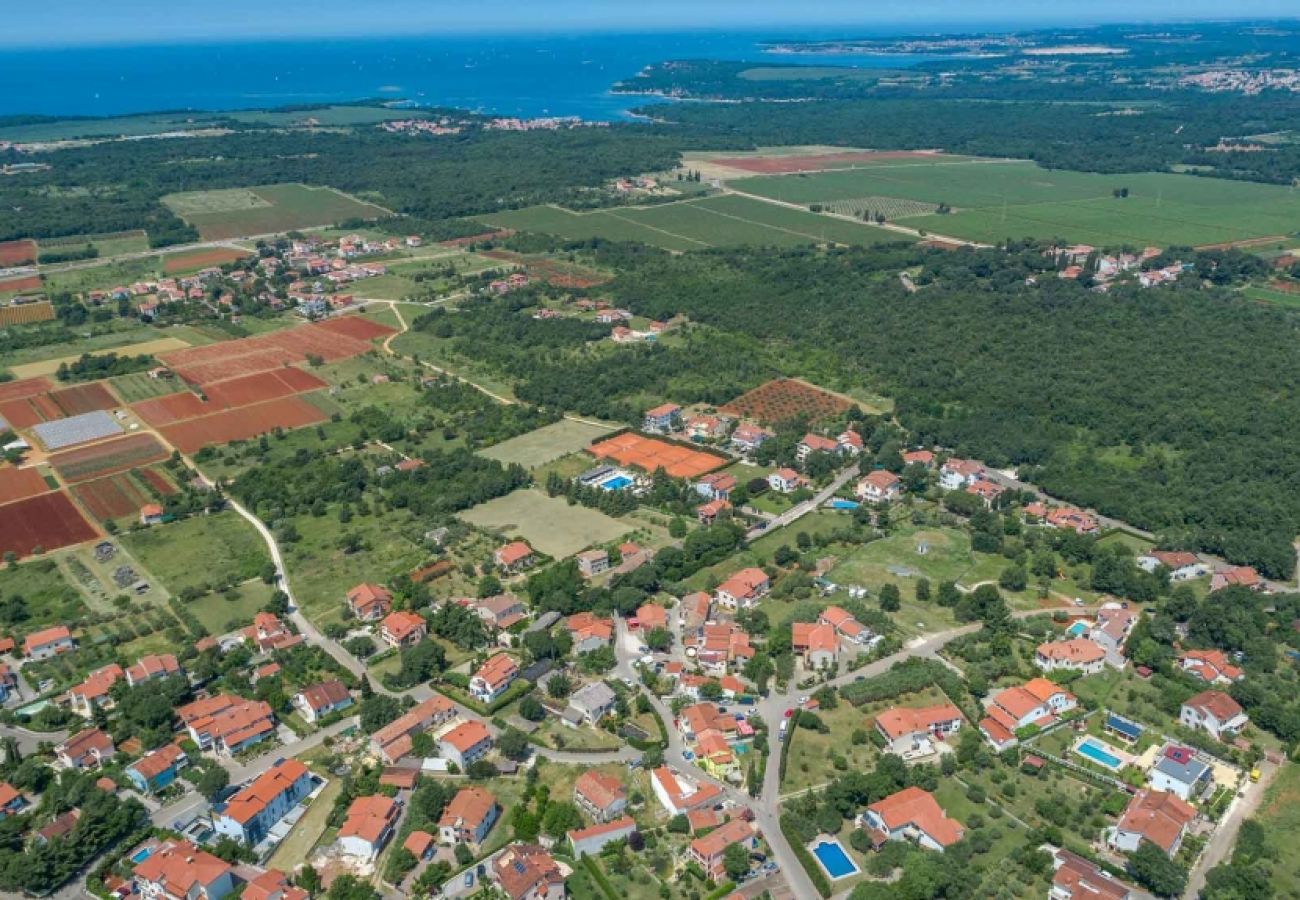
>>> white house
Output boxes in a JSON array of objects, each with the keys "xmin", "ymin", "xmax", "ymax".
[{"xmin": 1180, "ymin": 690, "xmax": 1249, "ymax": 741}]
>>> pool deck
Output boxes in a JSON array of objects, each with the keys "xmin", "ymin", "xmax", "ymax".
[
  {"xmin": 808, "ymin": 835, "xmax": 860, "ymax": 880},
  {"xmin": 1072, "ymin": 735, "xmax": 1135, "ymax": 771}
]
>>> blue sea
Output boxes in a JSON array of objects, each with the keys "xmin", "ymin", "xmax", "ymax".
[{"xmin": 0, "ymin": 31, "xmax": 956, "ymax": 120}]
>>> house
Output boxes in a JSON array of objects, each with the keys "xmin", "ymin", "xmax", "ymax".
[
  {"xmin": 1148, "ymin": 744, "xmax": 1213, "ymax": 801},
  {"xmin": 714, "ymin": 567, "xmax": 770, "ymax": 610},
  {"xmin": 1179, "ymin": 649, "xmax": 1243, "ymax": 685},
  {"xmin": 177, "ymin": 694, "xmax": 275, "ymax": 754},
  {"xmin": 767, "ymin": 468, "xmax": 804, "ymax": 494},
  {"xmin": 212, "ymin": 759, "xmax": 315, "ymax": 846},
  {"xmin": 1034, "ymin": 639, "xmax": 1106, "ymax": 675},
  {"xmin": 347, "ymin": 583, "xmax": 392, "ymax": 621},
  {"xmin": 125, "ymin": 653, "xmax": 181, "ymax": 686},
  {"xmin": 856, "ymin": 470, "xmax": 901, "ymax": 503},
  {"xmin": 56, "ymin": 728, "xmax": 115, "ymax": 769},
  {"xmin": 860, "ymin": 787, "xmax": 964, "ymax": 852},
  {"xmin": 1050, "ymin": 848, "xmax": 1137, "ymax": 900},
  {"xmin": 133, "ymin": 840, "xmax": 235, "ymax": 900},
  {"xmin": 819, "ymin": 605, "xmax": 876, "ymax": 645},
  {"xmin": 873, "ymin": 704, "xmax": 964, "ymax": 756},
  {"xmin": 978, "ymin": 679, "xmax": 1078, "ymax": 750},
  {"xmin": 687, "ymin": 818, "xmax": 758, "ymax": 881},
  {"xmin": 470, "ymin": 654, "xmax": 519, "ymax": 703},
  {"xmin": 438, "ymin": 786, "xmax": 498, "ymax": 846},
  {"xmin": 0, "ymin": 783, "xmax": 25, "ymax": 818},
  {"xmin": 680, "ymin": 592, "xmax": 711, "ymax": 631},
  {"xmin": 1108, "ymin": 789, "xmax": 1196, "ymax": 857},
  {"xmin": 684, "ymin": 415, "xmax": 728, "ymax": 441},
  {"xmin": 615, "ymin": 541, "xmax": 653, "ymax": 575},
  {"xmin": 492, "ymin": 843, "xmax": 566, "ymax": 900},
  {"xmin": 791, "ymin": 622, "xmax": 838, "ymax": 668},
  {"xmin": 1046, "ymin": 507, "xmax": 1100, "ymax": 535},
  {"xmin": 1180, "ymin": 690, "xmax": 1249, "ymax": 740},
  {"xmin": 695, "ymin": 472, "xmax": 737, "ymax": 501},
  {"xmin": 242, "ymin": 612, "xmax": 300, "ymax": 652},
  {"xmin": 404, "ymin": 830, "xmax": 435, "ymax": 861},
  {"xmin": 1090, "ymin": 607, "xmax": 1138, "ymax": 667},
  {"xmin": 475, "ymin": 594, "xmax": 529, "ymax": 632},
  {"xmin": 380, "ymin": 610, "xmax": 427, "ymax": 649},
  {"xmin": 1210, "ymin": 565, "xmax": 1262, "ymax": 592},
  {"xmin": 966, "ymin": 478, "xmax": 1006, "ymax": 507},
  {"xmin": 643, "ymin": 403, "xmax": 681, "ymax": 432},
  {"xmin": 35, "ymin": 808, "xmax": 80, "ymax": 844},
  {"xmin": 730, "ymin": 423, "xmax": 772, "ymax": 454},
  {"xmin": 839, "ymin": 429, "xmax": 864, "ymax": 455},
  {"xmin": 439, "ymin": 720, "xmax": 493, "ymax": 768},
  {"xmin": 568, "ymin": 816, "xmax": 637, "ymax": 857},
  {"xmin": 125, "ymin": 744, "xmax": 187, "ymax": 795},
  {"xmin": 67, "ymin": 663, "xmax": 124, "ymax": 717},
  {"xmin": 242, "ymin": 869, "xmax": 309, "ymax": 900},
  {"xmin": 24, "ymin": 625, "xmax": 74, "ymax": 660},
  {"xmin": 634, "ymin": 602, "xmax": 668, "ymax": 632},
  {"xmin": 689, "ymin": 622, "xmax": 754, "ymax": 675},
  {"xmin": 565, "ymin": 681, "xmax": 617, "ymax": 726},
  {"xmin": 496, "ymin": 541, "xmax": 536, "ymax": 573},
  {"xmin": 902, "ymin": 449, "xmax": 935, "ymax": 468},
  {"xmin": 649, "ymin": 765, "xmax": 722, "ymax": 816},
  {"xmin": 139, "ymin": 503, "xmax": 165, "ymax": 526},
  {"xmin": 697, "ymin": 498, "xmax": 731, "ymax": 525},
  {"xmin": 563, "ymin": 612, "xmax": 614, "ymax": 653},
  {"xmin": 576, "ymin": 549, "xmax": 610, "ymax": 578},
  {"xmin": 338, "ymin": 795, "xmax": 401, "ymax": 859},
  {"xmin": 1136, "ymin": 550, "xmax": 1207, "ymax": 581},
  {"xmin": 939, "ymin": 458, "xmax": 983, "ymax": 490},
  {"xmin": 369, "ymin": 695, "xmax": 457, "ymax": 763},
  {"xmin": 292, "ymin": 679, "xmax": 354, "ymax": 723},
  {"xmin": 796, "ymin": 433, "xmax": 840, "ymax": 463},
  {"xmin": 574, "ymin": 770, "xmax": 627, "ymax": 823}
]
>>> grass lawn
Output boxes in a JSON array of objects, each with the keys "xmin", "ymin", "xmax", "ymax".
[
  {"xmin": 478, "ymin": 419, "xmax": 616, "ymax": 469},
  {"xmin": 388, "ymin": 329, "xmax": 519, "ymax": 402},
  {"xmin": 530, "ymin": 451, "xmax": 597, "ymax": 485},
  {"xmin": 0, "ymin": 556, "xmax": 89, "ymax": 630},
  {"xmin": 267, "ymin": 778, "xmax": 343, "ymax": 871},
  {"xmin": 121, "ymin": 511, "xmax": 271, "ymax": 595},
  {"xmin": 108, "ymin": 371, "xmax": 193, "ymax": 403},
  {"xmin": 1252, "ymin": 762, "xmax": 1300, "ymax": 896},
  {"xmin": 162, "ymin": 184, "xmax": 390, "ymax": 241},
  {"xmin": 458, "ymin": 489, "xmax": 632, "ymax": 559},
  {"xmin": 534, "ymin": 719, "xmax": 622, "ymax": 752},
  {"xmin": 828, "ymin": 526, "xmax": 977, "ymax": 589},
  {"xmin": 781, "ymin": 699, "xmax": 878, "ymax": 796},
  {"xmin": 188, "ymin": 579, "xmax": 276, "ymax": 635}
]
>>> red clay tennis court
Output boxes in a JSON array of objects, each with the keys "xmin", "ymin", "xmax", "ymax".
[
  {"xmin": 588, "ymin": 433, "xmax": 726, "ymax": 479},
  {"xmin": 0, "ymin": 467, "xmax": 49, "ymax": 504}
]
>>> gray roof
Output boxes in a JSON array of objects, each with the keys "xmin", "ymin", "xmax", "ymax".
[
  {"xmin": 527, "ymin": 611, "xmax": 561, "ymax": 634},
  {"xmin": 32, "ymin": 410, "xmax": 122, "ymax": 450},
  {"xmin": 569, "ymin": 681, "xmax": 617, "ymax": 712},
  {"xmin": 1153, "ymin": 751, "xmax": 1210, "ymax": 785}
]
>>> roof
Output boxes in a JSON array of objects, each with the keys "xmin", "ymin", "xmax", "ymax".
[
  {"xmin": 133, "ymin": 840, "xmax": 233, "ymax": 894},
  {"xmin": 645, "ymin": 403, "xmax": 681, "ymax": 418},
  {"xmin": 861, "ymin": 470, "xmax": 900, "ymax": 490},
  {"xmin": 125, "ymin": 653, "xmax": 180, "ymax": 683},
  {"xmin": 128, "ymin": 744, "xmax": 185, "ymax": 781},
  {"xmin": 650, "ymin": 766, "xmax": 721, "ymax": 813},
  {"xmin": 635, "ymin": 603, "xmax": 668, "ymax": 629},
  {"xmin": 496, "ymin": 541, "xmax": 534, "ymax": 566},
  {"xmin": 0, "ymin": 783, "xmax": 22, "ymax": 808},
  {"xmin": 1181, "ymin": 649, "xmax": 1243, "ymax": 682},
  {"xmin": 1036, "ymin": 639, "xmax": 1106, "ymax": 665},
  {"xmin": 574, "ymin": 770, "xmax": 625, "ymax": 811},
  {"xmin": 441, "ymin": 719, "xmax": 491, "ymax": 754},
  {"xmin": 771, "ymin": 467, "xmax": 800, "ymax": 481},
  {"xmin": 1184, "ymin": 689, "xmax": 1244, "ymax": 722},
  {"xmin": 140, "ymin": 503, "xmax": 164, "ymax": 517},
  {"xmin": 799, "ymin": 433, "xmax": 839, "ymax": 452},
  {"xmin": 1145, "ymin": 549, "xmax": 1200, "ymax": 569},
  {"xmin": 866, "ymin": 786, "xmax": 964, "ymax": 847},
  {"xmin": 473, "ymin": 653, "xmax": 519, "ymax": 689},
  {"xmin": 902, "ymin": 449, "xmax": 935, "ymax": 465},
  {"xmin": 1153, "ymin": 744, "xmax": 1210, "ymax": 785},
  {"xmin": 381, "ymin": 611, "xmax": 426, "ymax": 641},
  {"xmin": 296, "ymin": 679, "xmax": 351, "ymax": 713},
  {"xmin": 716, "ymin": 567, "xmax": 768, "ymax": 599},
  {"xmin": 689, "ymin": 817, "xmax": 754, "ymax": 859},
  {"xmin": 243, "ymin": 870, "xmax": 308, "ymax": 900},
  {"xmin": 494, "ymin": 844, "xmax": 564, "ymax": 900},
  {"xmin": 564, "ymin": 612, "xmax": 613, "ymax": 643},
  {"xmin": 439, "ymin": 786, "xmax": 497, "ymax": 831},
  {"xmin": 1093, "ymin": 607, "xmax": 1138, "ymax": 642},
  {"xmin": 403, "ymin": 830, "xmax": 435, "ymax": 857},
  {"xmin": 70, "ymin": 663, "xmax": 124, "ymax": 702},
  {"xmin": 58, "ymin": 727, "xmax": 113, "ymax": 760},
  {"xmin": 1052, "ymin": 849, "xmax": 1134, "ymax": 900},
  {"xmin": 568, "ymin": 815, "xmax": 636, "ymax": 845},
  {"xmin": 370, "ymin": 695, "xmax": 454, "ymax": 757},
  {"xmin": 819, "ymin": 606, "xmax": 856, "ymax": 629},
  {"xmin": 874, "ymin": 704, "xmax": 964, "ymax": 740},
  {"xmin": 570, "ymin": 680, "xmax": 616, "ymax": 711},
  {"xmin": 339, "ymin": 794, "xmax": 399, "ymax": 844},
  {"xmin": 791, "ymin": 622, "xmax": 838, "ymax": 654},
  {"xmin": 1116, "ymin": 789, "xmax": 1196, "ymax": 853},
  {"xmin": 24, "ymin": 625, "xmax": 71, "ymax": 653},
  {"xmin": 1024, "ymin": 677, "xmax": 1068, "ymax": 703},
  {"xmin": 347, "ymin": 582, "xmax": 392, "ymax": 607},
  {"xmin": 220, "ymin": 759, "xmax": 310, "ymax": 825},
  {"xmin": 941, "ymin": 458, "xmax": 982, "ymax": 477}
]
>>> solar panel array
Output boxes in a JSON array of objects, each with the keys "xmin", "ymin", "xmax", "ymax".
[{"xmin": 31, "ymin": 410, "xmax": 123, "ymax": 450}]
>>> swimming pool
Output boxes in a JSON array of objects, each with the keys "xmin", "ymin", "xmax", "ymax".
[
  {"xmin": 600, "ymin": 475, "xmax": 633, "ymax": 491},
  {"xmin": 731, "ymin": 743, "xmax": 750, "ymax": 755},
  {"xmin": 1067, "ymin": 621, "xmax": 1089, "ymax": 638},
  {"xmin": 1075, "ymin": 738, "xmax": 1123, "ymax": 770},
  {"xmin": 830, "ymin": 499, "xmax": 859, "ymax": 510},
  {"xmin": 811, "ymin": 838, "xmax": 860, "ymax": 879},
  {"xmin": 130, "ymin": 847, "xmax": 154, "ymax": 864}
]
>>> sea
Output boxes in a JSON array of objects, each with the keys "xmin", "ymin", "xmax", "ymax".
[{"xmin": 0, "ymin": 31, "xmax": 959, "ymax": 121}]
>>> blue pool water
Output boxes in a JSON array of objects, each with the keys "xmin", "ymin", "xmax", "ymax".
[
  {"xmin": 130, "ymin": 847, "xmax": 154, "ymax": 864},
  {"xmin": 830, "ymin": 499, "xmax": 859, "ymax": 510},
  {"xmin": 732, "ymin": 743, "xmax": 750, "ymax": 755},
  {"xmin": 1067, "ymin": 621, "xmax": 1088, "ymax": 637},
  {"xmin": 811, "ymin": 839, "xmax": 859, "ymax": 879},
  {"xmin": 1076, "ymin": 739, "xmax": 1122, "ymax": 770},
  {"xmin": 600, "ymin": 475, "xmax": 633, "ymax": 491}
]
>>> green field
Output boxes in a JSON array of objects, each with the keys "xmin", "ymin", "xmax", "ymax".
[
  {"xmin": 161, "ymin": 183, "xmax": 391, "ymax": 240},
  {"xmin": 478, "ymin": 193, "xmax": 908, "ymax": 251},
  {"xmin": 1250, "ymin": 762, "xmax": 1300, "ymax": 896},
  {"xmin": 121, "ymin": 511, "xmax": 272, "ymax": 594},
  {"xmin": 478, "ymin": 418, "xmax": 615, "ymax": 469},
  {"xmin": 108, "ymin": 372, "xmax": 191, "ymax": 403},
  {"xmin": 458, "ymin": 488, "xmax": 631, "ymax": 559},
  {"xmin": 38, "ymin": 230, "xmax": 150, "ymax": 258},
  {"xmin": 0, "ymin": 113, "xmax": 227, "ymax": 143},
  {"xmin": 733, "ymin": 160, "xmax": 1300, "ymax": 248},
  {"xmin": 189, "ymin": 579, "xmax": 276, "ymax": 635}
]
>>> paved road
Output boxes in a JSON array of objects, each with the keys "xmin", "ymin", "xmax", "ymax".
[
  {"xmin": 1184, "ymin": 759, "xmax": 1278, "ymax": 898},
  {"xmin": 0, "ymin": 722, "xmax": 67, "ymax": 756},
  {"xmin": 746, "ymin": 464, "xmax": 861, "ymax": 541}
]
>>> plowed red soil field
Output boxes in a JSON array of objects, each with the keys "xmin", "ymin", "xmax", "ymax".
[
  {"xmin": 131, "ymin": 391, "xmax": 211, "ymax": 427},
  {"xmin": 0, "ymin": 467, "xmax": 49, "ymax": 504},
  {"xmin": 159, "ymin": 318, "xmax": 394, "ymax": 384},
  {"xmin": 0, "ymin": 275, "xmax": 40, "ymax": 295},
  {"xmin": 50, "ymin": 382, "xmax": 118, "ymax": 416},
  {"xmin": 137, "ymin": 467, "xmax": 177, "ymax": 495},
  {"xmin": 0, "ymin": 398, "xmax": 45, "ymax": 429},
  {"xmin": 51, "ymin": 433, "xmax": 168, "ymax": 483},
  {"xmin": 0, "ymin": 377, "xmax": 53, "ymax": 402},
  {"xmin": 73, "ymin": 472, "xmax": 151, "ymax": 521},
  {"xmin": 159, "ymin": 395, "xmax": 328, "ymax": 453},
  {"xmin": 0, "ymin": 491, "xmax": 98, "ymax": 557},
  {"xmin": 713, "ymin": 150, "xmax": 948, "ymax": 174},
  {"xmin": 202, "ymin": 368, "xmax": 327, "ymax": 408},
  {"xmin": 312, "ymin": 315, "xmax": 397, "ymax": 342},
  {"xmin": 0, "ymin": 240, "xmax": 37, "ymax": 266}
]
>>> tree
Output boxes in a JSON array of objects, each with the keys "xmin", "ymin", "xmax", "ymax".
[
  {"xmin": 879, "ymin": 583, "xmax": 901, "ymax": 612},
  {"xmin": 669, "ymin": 517, "xmax": 687, "ymax": 538},
  {"xmin": 541, "ymin": 801, "xmax": 583, "ymax": 838},
  {"xmin": 359, "ymin": 694, "xmax": 405, "ymax": 734},
  {"xmin": 546, "ymin": 673, "xmax": 573, "ymax": 699},
  {"xmin": 454, "ymin": 843, "xmax": 473, "ymax": 865},
  {"xmin": 497, "ymin": 727, "xmax": 531, "ymax": 761},
  {"xmin": 519, "ymin": 693, "xmax": 546, "ymax": 721},
  {"xmin": 723, "ymin": 842, "xmax": 751, "ymax": 881},
  {"xmin": 644, "ymin": 627, "xmax": 672, "ymax": 651},
  {"xmin": 326, "ymin": 874, "xmax": 379, "ymax": 900},
  {"xmin": 1127, "ymin": 841, "xmax": 1188, "ymax": 898},
  {"xmin": 915, "ymin": 577, "xmax": 931, "ymax": 602},
  {"xmin": 668, "ymin": 813, "xmax": 690, "ymax": 834},
  {"xmin": 196, "ymin": 765, "xmax": 230, "ymax": 801}
]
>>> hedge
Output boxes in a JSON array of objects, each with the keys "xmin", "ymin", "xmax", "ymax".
[
  {"xmin": 780, "ymin": 814, "xmax": 831, "ymax": 898},
  {"xmin": 580, "ymin": 854, "xmax": 619, "ymax": 900}
]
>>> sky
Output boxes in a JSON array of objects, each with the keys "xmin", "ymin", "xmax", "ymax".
[{"xmin": 4, "ymin": 0, "xmax": 1298, "ymax": 48}]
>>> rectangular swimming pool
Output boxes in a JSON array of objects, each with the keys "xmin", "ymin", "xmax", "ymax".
[
  {"xmin": 1067, "ymin": 621, "xmax": 1089, "ymax": 638},
  {"xmin": 811, "ymin": 839, "xmax": 859, "ymax": 879},
  {"xmin": 130, "ymin": 847, "xmax": 154, "ymax": 864},
  {"xmin": 600, "ymin": 475, "xmax": 633, "ymax": 491},
  {"xmin": 1076, "ymin": 738, "xmax": 1122, "ymax": 770}
]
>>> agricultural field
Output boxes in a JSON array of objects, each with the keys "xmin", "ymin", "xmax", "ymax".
[
  {"xmin": 0, "ymin": 275, "xmax": 42, "ymax": 298},
  {"xmin": 108, "ymin": 371, "xmax": 189, "ymax": 403},
  {"xmin": 0, "ymin": 491, "xmax": 99, "ymax": 558},
  {"xmin": 458, "ymin": 488, "xmax": 631, "ymax": 559},
  {"xmin": 0, "ymin": 302, "xmax": 56, "ymax": 326},
  {"xmin": 732, "ymin": 159, "xmax": 1300, "ymax": 248},
  {"xmin": 50, "ymin": 433, "xmax": 170, "ymax": 483},
  {"xmin": 159, "ymin": 395, "xmax": 329, "ymax": 453},
  {"xmin": 478, "ymin": 418, "xmax": 615, "ymax": 468},
  {"xmin": 38, "ymin": 229, "xmax": 150, "ymax": 258},
  {"xmin": 0, "ymin": 240, "xmax": 37, "ymax": 266},
  {"xmin": 161, "ymin": 183, "xmax": 391, "ymax": 240},
  {"xmin": 121, "ymin": 510, "xmax": 271, "ymax": 594},
  {"xmin": 478, "ymin": 193, "xmax": 906, "ymax": 251},
  {"xmin": 71, "ymin": 468, "xmax": 173, "ymax": 523},
  {"xmin": 0, "ymin": 556, "xmax": 89, "ymax": 629},
  {"xmin": 0, "ymin": 112, "xmax": 228, "ymax": 142},
  {"xmin": 162, "ymin": 247, "xmax": 252, "ymax": 274},
  {"xmin": 0, "ymin": 466, "xmax": 51, "ymax": 504},
  {"xmin": 720, "ymin": 377, "xmax": 855, "ymax": 424},
  {"xmin": 1, "ymin": 327, "xmax": 205, "ymax": 378}
]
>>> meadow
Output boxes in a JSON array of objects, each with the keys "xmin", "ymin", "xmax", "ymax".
[
  {"xmin": 478, "ymin": 193, "xmax": 907, "ymax": 251},
  {"xmin": 732, "ymin": 160, "xmax": 1300, "ymax": 248},
  {"xmin": 161, "ymin": 183, "xmax": 391, "ymax": 240},
  {"xmin": 478, "ymin": 418, "xmax": 615, "ymax": 469},
  {"xmin": 121, "ymin": 510, "xmax": 272, "ymax": 594},
  {"xmin": 458, "ymin": 488, "xmax": 630, "ymax": 558}
]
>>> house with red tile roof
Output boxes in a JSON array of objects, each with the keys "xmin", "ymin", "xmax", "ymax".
[
  {"xmin": 438, "ymin": 786, "xmax": 498, "ymax": 847},
  {"xmin": 241, "ymin": 613, "xmax": 300, "ymax": 652},
  {"xmin": 347, "ymin": 583, "xmax": 392, "ymax": 621},
  {"xmin": 902, "ymin": 449, "xmax": 935, "ymax": 468},
  {"xmin": 177, "ymin": 694, "xmax": 275, "ymax": 754},
  {"xmin": 838, "ymin": 429, "xmax": 864, "ymax": 455},
  {"xmin": 492, "ymin": 843, "xmax": 567, "ymax": 900},
  {"xmin": 1108, "ymin": 789, "xmax": 1196, "ymax": 856},
  {"xmin": 470, "ymin": 653, "xmax": 519, "ymax": 703},
  {"xmin": 965, "ymin": 477, "xmax": 1006, "ymax": 507},
  {"xmin": 1035, "ymin": 639, "xmax": 1106, "ymax": 675},
  {"xmin": 730, "ymin": 423, "xmax": 772, "ymax": 455},
  {"xmin": 979, "ymin": 679, "xmax": 1077, "ymax": 750},
  {"xmin": 495, "ymin": 541, "xmax": 535, "ymax": 573},
  {"xmin": 856, "ymin": 470, "xmax": 901, "ymax": 503},
  {"xmin": 24, "ymin": 625, "xmax": 74, "ymax": 660},
  {"xmin": 1178, "ymin": 649, "xmax": 1243, "ymax": 685},
  {"xmin": 1051, "ymin": 848, "xmax": 1137, "ymax": 900},
  {"xmin": 767, "ymin": 467, "xmax": 804, "ymax": 494},
  {"xmin": 125, "ymin": 744, "xmax": 187, "ymax": 795},
  {"xmin": 568, "ymin": 816, "xmax": 637, "ymax": 857},
  {"xmin": 439, "ymin": 720, "xmax": 493, "ymax": 769},
  {"xmin": 563, "ymin": 612, "xmax": 614, "ymax": 653},
  {"xmin": 696, "ymin": 497, "xmax": 732, "ymax": 525},
  {"xmin": 380, "ymin": 610, "xmax": 427, "ymax": 649},
  {"xmin": 67, "ymin": 663, "xmax": 124, "ymax": 717},
  {"xmin": 1210, "ymin": 565, "xmax": 1262, "ymax": 592},
  {"xmin": 125, "ymin": 653, "xmax": 181, "ymax": 687},
  {"xmin": 818, "ymin": 606, "xmax": 876, "ymax": 645},
  {"xmin": 685, "ymin": 415, "xmax": 729, "ymax": 441},
  {"xmin": 474, "ymin": 594, "xmax": 528, "ymax": 633},
  {"xmin": 874, "ymin": 704, "xmax": 964, "ymax": 756},
  {"xmin": 634, "ymin": 602, "xmax": 668, "ymax": 632},
  {"xmin": 573, "ymin": 770, "xmax": 627, "ymax": 823},
  {"xmin": 55, "ymin": 727, "xmax": 115, "ymax": 769},
  {"xmin": 292, "ymin": 679, "xmax": 354, "ymax": 723},
  {"xmin": 338, "ymin": 795, "xmax": 400, "ymax": 859},
  {"xmin": 796, "ymin": 433, "xmax": 840, "ymax": 464},
  {"xmin": 1046, "ymin": 507, "xmax": 1099, "ymax": 535},
  {"xmin": 369, "ymin": 695, "xmax": 456, "ymax": 763},
  {"xmin": 0, "ymin": 782, "xmax": 26, "ymax": 818},
  {"xmin": 688, "ymin": 818, "xmax": 758, "ymax": 881},
  {"xmin": 689, "ymin": 622, "xmax": 754, "ymax": 675},
  {"xmin": 939, "ymin": 458, "xmax": 983, "ymax": 490},
  {"xmin": 860, "ymin": 787, "xmax": 964, "ymax": 852},
  {"xmin": 714, "ymin": 567, "xmax": 770, "ymax": 610},
  {"xmin": 695, "ymin": 472, "xmax": 737, "ymax": 501},
  {"xmin": 1180, "ymin": 690, "xmax": 1248, "ymax": 740},
  {"xmin": 680, "ymin": 591, "xmax": 711, "ymax": 630},
  {"xmin": 1136, "ymin": 550, "xmax": 1206, "ymax": 581},
  {"xmin": 1089, "ymin": 607, "xmax": 1139, "ymax": 666},
  {"xmin": 791, "ymin": 622, "xmax": 838, "ymax": 668},
  {"xmin": 139, "ymin": 503, "xmax": 165, "ymax": 525},
  {"xmin": 404, "ymin": 830, "xmax": 435, "ymax": 861},
  {"xmin": 649, "ymin": 766, "xmax": 722, "ymax": 816},
  {"xmin": 212, "ymin": 758, "xmax": 316, "ymax": 846},
  {"xmin": 133, "ymin": 839, "xmax": 235, "ymax": 900},
  {"xmin": 242, "ymin": 869, "xmax": 308, "ymax": 900},
  {"xmin": 643, "ymin": 403, "xmax": 681, "ymax": 432}
]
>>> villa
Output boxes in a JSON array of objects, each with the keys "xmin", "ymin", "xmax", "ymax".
[{"xmin": 859, "ymin": 787, "xmax": 964, "ymax": 852}]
